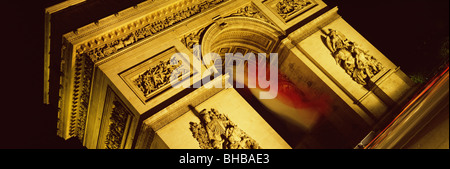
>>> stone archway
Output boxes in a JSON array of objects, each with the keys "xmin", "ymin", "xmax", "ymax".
[
  {"xmin": 195, "ymin": 16, "xmax": 285, "ymax": 93},
  {"xmin": 199, "ymin": 16, "xmax": 329, "ymax": 133},
  {"xmin": 201, "ymin": 17, "xmax": 285, "ymax": 59},
  {"xmin": 197, "ymin": 16, "xmax": 285, "ymax": 90}
]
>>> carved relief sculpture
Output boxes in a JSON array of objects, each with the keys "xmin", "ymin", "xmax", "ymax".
[
  {"xmin": 133, "ymin": 60, "xmax": 184, "ymax": 98},
  {"xmin": 276, "ymin": 0, "xmax": 313, "ymax": 19},
  {"xmin": 189, "ymin": 108, "xmax": 261, "ymax": 149},
  {"xmin": 323, "ymin": 29, "xmax": 384, "ymax": 85},
  {"xmin": 105, "ymin": 100, "xmax": 130, "ymax": 149},
  {"xmin": 229, "ymin": 4, "xmax": 272, "ymax": 24},
  {"xmin": 181, "ymin": 28, "xmax": 206, "ymax": 51}
]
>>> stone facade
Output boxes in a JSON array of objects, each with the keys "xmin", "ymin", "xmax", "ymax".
[{"xmin": 44, "ymin": 0, "xmax": 414, "ymax": 149}]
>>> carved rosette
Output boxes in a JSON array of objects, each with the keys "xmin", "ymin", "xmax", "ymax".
[
  {"xmin": 322, "ymin": 29, "xmax": 384, "ymax": 86},
  {"xmin": 189, "ymin": 108, "xmax": 261, "ymax": 149}
]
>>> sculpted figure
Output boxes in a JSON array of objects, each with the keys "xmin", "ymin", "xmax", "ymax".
[
  {"xmin": 134, "ymin": 60, "xmax": 182, "ymax": 97},
  {"xmin": 277, "ymin": 0, "xmax": 295, "ymax": 14},
  {"xmin": 232, "ymin": 5, "xmax": 258, "ymax": 17},
  {"xmin": 326, "ymin": 29, "xmax": 349, "ymax": 53},
  {"xmin": 181, "ymin": 27, "xmax": 206, "ymax": 50},
  {"xmin": 323, "ymin": 29, "xmax": 384, "ymax": 86},
  {"xmin": 189, "ymin": 108, "xmax": 261, "ymax": 149},
  {"xmin": 225, "ymin": 126, "xmax": 240, "ymax": 149},
  {"xmin": 123, "ymin": 35, "xmax": 135, "ymax": 46},
  {"xmin": 355, "ymin": 48, "xmax": 371, "ymax": 76},
  {"xmin": 183, "ymin": 33, "xmax": 200, "ymax": 49},
  {"xmin": 201, "ymin": 110, "xmax": 225, "ymax": 149},
  {"xmin": 334, "ymin": 49, "xmax": 355, "ymax": 75},
  {"xmin": 277, "ymin": 0, "xmax": 313, "ymax": 18}
]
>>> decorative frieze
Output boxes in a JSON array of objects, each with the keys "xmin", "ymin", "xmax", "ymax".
[
  {"xmin": 105, "ymin": 100, "xmax": 131, "ymax": 149},
  {"xmin": 190, "ymin": 108, "xmax": 261, "ymax": 149},
  {"xmin": 181, "ymin": 3, "xmax": 273, "ymax": 51},
  {"xmin": 77, "ymin": 0, "xmax": 227, "ymax": 63},
  {"xmin": 322, "ymin": 29, "xmax": 384, "ymax": 86}
]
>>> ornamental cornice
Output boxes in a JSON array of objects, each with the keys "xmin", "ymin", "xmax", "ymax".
[{"xmin": 67, "ymin": 0, "xmax": 229, "ymax": 64}]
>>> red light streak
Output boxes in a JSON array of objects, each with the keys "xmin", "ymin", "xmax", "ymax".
[{"xmin": 364, "ymin": 65, "xmax": 449, "ymax": 149}]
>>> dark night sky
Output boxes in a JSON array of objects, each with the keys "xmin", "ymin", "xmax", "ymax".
[
  {"xmin": 324, "ymin": 0, "xmax": 449, "ymax": 77},
  {"xmin": 1, "ymin": 0, "xmax": 448, "ymax": 149}
]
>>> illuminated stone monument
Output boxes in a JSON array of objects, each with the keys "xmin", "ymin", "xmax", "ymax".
[{"xmin": 44, "ymin": 0, "xmax": 414, "ymax": 149}]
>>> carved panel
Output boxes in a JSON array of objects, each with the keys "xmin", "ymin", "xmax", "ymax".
[
  {"xmin": 190, "ymin": 108, "xmax": 261, "ymax": 149},
  {"xmin": 322, "ymin": 29, "xmax": 384, "ymax": 86},
  {"xmin": 99, "ymin": 87, "xmax": 133, "ymax": 149},
  {"xmin": 105, "ymin": 100, "xmax": 131, "ymax": 149},
  {"xmin": 120, "ymin": 48, "xmax": 193, "ymax": 103},
  {"xmin": 263, "ymin": 0, "xmax": 317, "ymax": 22},
  {"xmin": 133, "ymin": 60, "xmax": 183, "ymax": 98}
]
